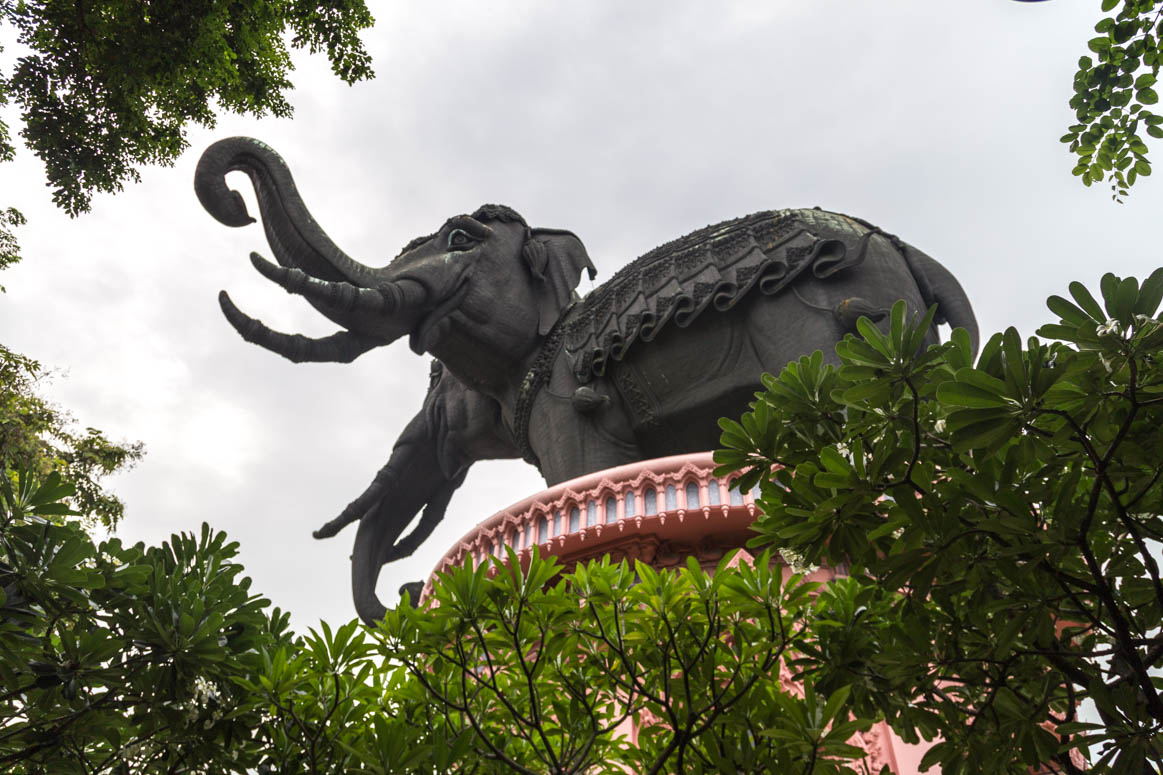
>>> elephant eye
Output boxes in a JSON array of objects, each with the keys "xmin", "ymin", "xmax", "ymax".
[{"xmin": 447, "ymin": 228, "xmax": 477, "ymax": 251}]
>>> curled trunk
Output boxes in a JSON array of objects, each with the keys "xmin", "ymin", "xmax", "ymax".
[
  {"xmin": 197, "ymin": 137, "xmax": 429, "ymax": 351},
  {"xmin": 196, "ymin": 137, "xmax": 383, "ymax": 288}
]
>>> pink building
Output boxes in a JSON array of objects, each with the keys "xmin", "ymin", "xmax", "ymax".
[{"xmin": 425, "ymin": 451, "xmax": 935, "ymax": 774}]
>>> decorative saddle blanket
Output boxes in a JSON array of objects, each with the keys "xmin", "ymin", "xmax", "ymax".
[{"xmin": 562, "ymin": 208, "xmax": 881, "ymax": 383}]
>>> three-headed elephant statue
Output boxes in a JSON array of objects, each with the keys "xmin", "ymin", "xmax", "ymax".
[{"xmin": 195, "ymin": 137, "xmax": 979, "ymax": 624}]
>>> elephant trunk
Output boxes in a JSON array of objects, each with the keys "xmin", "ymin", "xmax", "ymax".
[
  {"xmin": 197, "ymin": 137, "xmax": 434, "ymax": 347},
  {"xmin": 903, "ymin": 245, "xmax": 980, "ymax": 357},
  {"xmin": 350, "ymin": 474, "xmax": 460, "ymax": 624},
  {"xmin": 351, "ymin": 507, "xmax": 396, "ymax": 624},
  {"xmin": 195, "ymin": 137, "xmax": 384, "ymax": 290},
  {"xmin": 336, "ymin": 409, "xmax": 457, "ymax": 625}
]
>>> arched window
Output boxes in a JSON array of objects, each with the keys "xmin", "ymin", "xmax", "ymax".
[
  {"xmin": 665, "ymin": 484, "xmax": 677, "ymax": 511},
  {"xmin": 569, "ymin": 506, "xmax": 580, "ymax": 533},
  {"xmin": 605, "ymin": 496, "xmax": 617, "ymax": 523},
  {"xmin": 729, "ymin": 479, "xmax": 745, "ymax": 506},
  {"xmin": 707, "ymin": 479, "xmax": 720, "ymax": 506},
  {"xmin": 625, "ymin": 491, "xmax": 637, "ymax": 518},
  {"xmin": 587, "ymin": 500, "xmax": 598, "ymax": 527},
  {"xmin": 644, "ymin": 488, "xmax": 657, "ymax": 515},
  {"xmin": 685, "ymin": 481, "xmax": 700, "ymax": 509}
]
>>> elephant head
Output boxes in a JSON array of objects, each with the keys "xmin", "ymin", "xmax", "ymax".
[
  {"xmin": 381, "ymin": 204, "xmax": 596, "ymax": 392},
  {"xmin": 195, "ymin": 138, "xmax": 595, "ymax": 382}
]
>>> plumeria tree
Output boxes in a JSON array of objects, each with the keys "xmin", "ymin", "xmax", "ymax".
[
  {"xmin": 717, "ymin": 269, "xmax": 1163, "ymax": 773},
  {"xmin": 375, "ymin": 548, "xmax": 872, "ymax": 775},
  {"xmin": 0, "ymin": 463, "xmax": 439, "ymax": 773}
]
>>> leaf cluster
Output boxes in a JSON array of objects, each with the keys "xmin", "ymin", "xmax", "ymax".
[
  {"xmin": 0, "ymin": 206, "xmax": 25, "ymax": 291},
  {"xmin": 233, "ymin": 619, "xmax": 440, "ymax": 775},
  {"xmin": 1063, "ymin": 0, "xmax": 1163, "ymax": 199},
  {"xmin": 716, "ymin": 272, "xmax": 1163, "ymax": 773},
  {"xmin": 0, "ymin": 461, "xmax": 455, "ymax": 773},
  {"xmin": 377, "ymin": 548, "xmax": 878, "ymax": 775},
  {"xmin": 0, "ymin": 469, "xmax": 290, "ymax": 773}
]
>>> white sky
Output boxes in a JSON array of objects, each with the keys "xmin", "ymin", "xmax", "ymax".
[{"xmin": 2, "ymin": 1, "xmax": 1160, "ymax": 630}]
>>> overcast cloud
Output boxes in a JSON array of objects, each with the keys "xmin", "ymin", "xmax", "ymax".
[{"xmin": 2, "ymin": 1, "xmax": 1159, "ymax": 629}]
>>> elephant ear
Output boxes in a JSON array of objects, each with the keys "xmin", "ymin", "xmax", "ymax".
[{"xmin": 522, "ymin": 227, "xmax": 597, "ymax": 336}]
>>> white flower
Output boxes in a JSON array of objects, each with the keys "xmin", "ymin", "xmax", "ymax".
[
  {"xmin": 1096, "ymin": 318, "xmax": 1123, "ymax": 337},
  {"xmin": 192, "ymin": 675, "xmax": 214, "ymax": 703}
]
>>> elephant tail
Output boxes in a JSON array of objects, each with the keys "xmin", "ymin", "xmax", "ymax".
[{"xmin": 902, "ymin": 244, "xmax": 979, "ymax": 357}]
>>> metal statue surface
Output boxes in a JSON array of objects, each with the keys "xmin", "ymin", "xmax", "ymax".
[{"xmin": 195, "ymin": 137, "xmax": 979, "ymax": 623}]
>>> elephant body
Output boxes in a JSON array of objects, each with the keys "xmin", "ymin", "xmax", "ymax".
[
  {"xmin": 525, "ymin": 207, "xmax": 957, "ymax": 482},
  {"xmin": 195, "ymin": 137, "xmax": 978, "ymax": 623}
]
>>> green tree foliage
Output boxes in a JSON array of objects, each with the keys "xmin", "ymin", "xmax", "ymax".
[
  {"xmin": 0, "ymin": 479, "xmax": 286, "ymax": 773},
  {"xmin": 0, "ymin": 464, "xmax": 434, "ymax": 773},
  {"xmin": 0, "ymin": 0, "xmax": 374, "ymax": 216},
  {"xmin": 716, "ymin": 271, "xmax": 1163, "ymax": 773},
  {"xmin": 234, "ymin": 619, "xmax": 428, "ymax": 774},
  {"xmin": 1, "ymin": 345, "xmax": 141, "ymax": 529},
  {"xmin": 0, "ymin": 206, "xmax": 25, "ymax": 290},
  {"xmin": 376, "ymin": 548, "xmax": 871, "ymax": 775},
  {"xmin": 1062, "ymin": 0, "xmax": 1163, "ymax": 198},
  {"xmin": 0, "ymin": 0, "xmax": 375, "ymax": 269}
]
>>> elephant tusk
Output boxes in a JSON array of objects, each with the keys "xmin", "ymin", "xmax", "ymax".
[
  {"xmin": 249, "ymin": 252, "xmax": 392, "ymax": 314},
  {"xmin": 218, "ymin": 291, "xmax": 383, "ymax": 363}
]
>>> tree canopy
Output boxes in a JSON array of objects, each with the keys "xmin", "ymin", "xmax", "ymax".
[
  {"xmin": 378, "ymin": 548, "xmax": 871, "ymax": 775},
  {"xmin": 0, "ymin": 0, "xmax": 374, "ymax": 271},
  {"xmin": 0, "ymin": 465, "xmax": 415, "ymax": 773}
]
